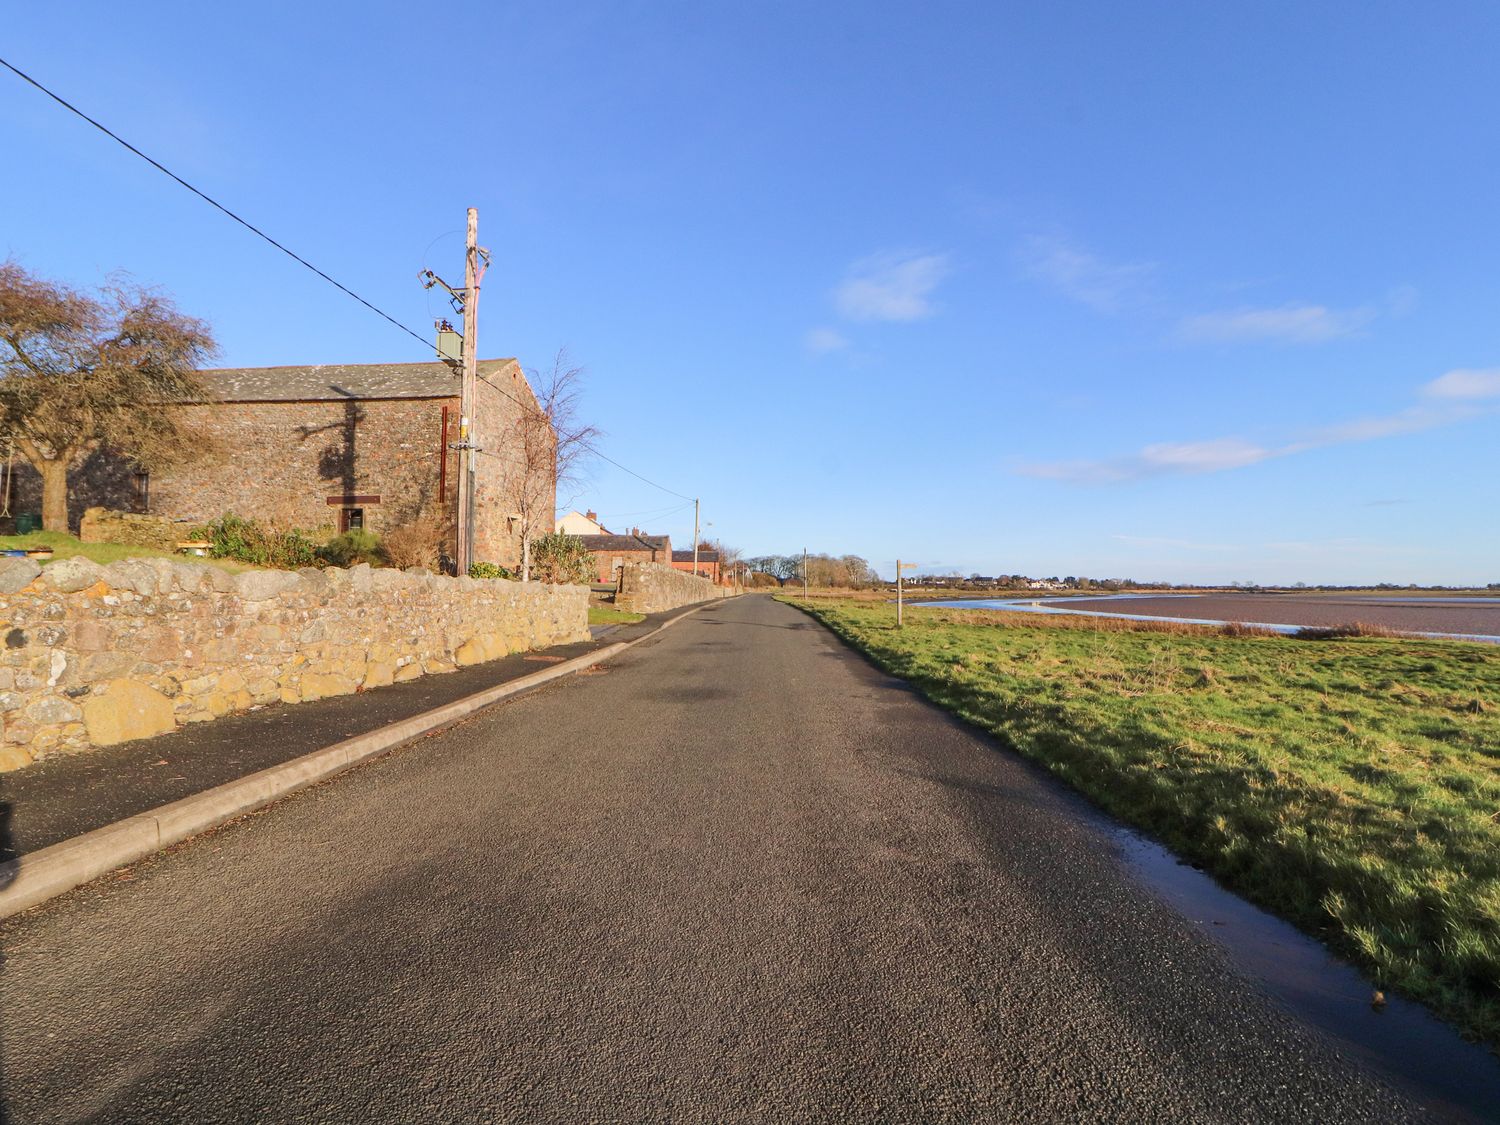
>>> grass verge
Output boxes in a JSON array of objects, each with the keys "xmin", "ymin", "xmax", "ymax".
[
  {"xmin": 588, "ymin": 605, "xmax": 646, "ymax": 626},
  {"xmin": 780, "ymin": 595, "xmax": 1500, "ymax": 1045},
  {"xmin": 0, "ymin": 531, "xmax": 252, "ymax": 571}
]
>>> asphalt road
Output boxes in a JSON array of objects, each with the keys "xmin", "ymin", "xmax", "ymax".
[{"xmin": 0, "ymin": 595, "xmax": 1440, "ymax": 1121}]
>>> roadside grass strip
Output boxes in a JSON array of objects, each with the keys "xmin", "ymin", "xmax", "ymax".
[
  {"xmin": 588, "ymin": 605, "xmax": 647, "ymax": 626},
  {"xmin": 781, "ymin": 596, "xmax": 1500, "ymax": 1046}
]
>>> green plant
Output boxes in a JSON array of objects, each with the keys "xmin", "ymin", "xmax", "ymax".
[
  {"xmin": 319, "ymin": 528, "xmax": 382, "ymax": 568},
  {"xmin": 193, "ymin": 513, "xmax": 320, "ymax": 569},
  {"xmin": 469, "ymin": 561, "xmax": 515, "ymax": 580},
  {"xmin": 529, "ymin": 532, "xmax": 596, "ymax": 585}
]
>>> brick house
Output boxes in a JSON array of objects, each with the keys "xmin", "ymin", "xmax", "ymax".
[
  {"xmin": 670, "ymin": 547, "xmax": 720, "ymax": 584},
  {"xmin": 15, "ymin": 359, "xmax": 553, "ymax": 569},
  {"xmin": 577, "ymin": 531, "xmax": 672, "ymax": 584}
]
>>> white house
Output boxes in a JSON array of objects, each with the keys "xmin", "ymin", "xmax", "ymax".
[{"xmin": 556, "ymin": 509, "xmax": 609, "ymax": 536}]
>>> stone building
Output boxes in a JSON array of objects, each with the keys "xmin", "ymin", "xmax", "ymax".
[
  {"xmin": 13, "ymin": 359, "xmax": 553, "ymax": 569},
  {"xmin": 670, "ymin": 547, "xmax": 721, "ymax": 584},
  {"xmin": 577, "ymin": 531, "xmax": 673, "ymax": 584}
]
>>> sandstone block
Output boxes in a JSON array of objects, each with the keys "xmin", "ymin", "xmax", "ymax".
[
  {"xmin": 0, "ymin": 745, "xmax": 33, "ymax": 772},
  {"xmin": 25, "ymin": 695, "xmax": 82, "ymax": 725},
  {"xmin": 0, "ymin": 558, "xmax": 41, "ymax": 594},
  {"xmin": 393, "ymin": 663, "xmax": 423, "ymax": 682},
  {"xmin": 300, "ymin": 672, "xmax": 355, "ymax": 701},
  {"xmin": 363, "ymin": 661, "xmax": 395, "ymax": 689},
  {"xmin": 82, "ymin": 680, "xmax": 177, "ymax": 746},
  {"xmin": 236, "ymin": 570, "xmax": 301, "ymax": 602},
  {"xmin": 42, "ymin": 557, "xmax": 106, "ymax": 594}
]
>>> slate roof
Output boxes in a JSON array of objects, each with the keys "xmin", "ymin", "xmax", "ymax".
[
  {"xmin": 191, "ymin": 359, "xmax": 517, "ymax": 402},
  {"xmin": 578, "ymin": 534, "xmax": 669, "ymax": 552},
  {"xmin": 672, "ymin": 549, "xmax": 720, "ymax": 563}
]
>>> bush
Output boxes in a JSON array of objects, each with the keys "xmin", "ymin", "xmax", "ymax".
[
  {"xmin": 383, "ymin": 514, "xmax": 448, "ymax": 571},
  {"xmin": 529, "ymin": 533, "xmax": 596, "ymax": 585},
  {"xmin": 469, "ymin": 561, "xmax": 515, "ymax": 580},
  {"xmin": 194, "ymin": 513, "xmax": 320, "ymax": 569},
  {"xmin": 319, "ymin": 528, "xmax": 382, "ymax": 568}
]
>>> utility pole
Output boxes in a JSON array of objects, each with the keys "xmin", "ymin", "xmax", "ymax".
[
  {"xmin": 420, "ymin": 209, "xmax": 488, "ymax": 576},
  {"xmin": 457, "ymin": 208, "xmax": 480, "ymax": 576},
  {"xmin": 802, "ymin": 547, "xmax": 808, "ymax": 600},
  {"xmin": 692, "ymin": 498, "xmax": 700, "ymax": 577}
]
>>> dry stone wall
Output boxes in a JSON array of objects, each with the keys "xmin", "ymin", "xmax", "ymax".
[
  {"xmin": 0, "ymin": 556, "xmax": 589, "ymax": 768},
  {"xmin": 614, "ymin": 561, "xmax": 728, "ymax": 614}
]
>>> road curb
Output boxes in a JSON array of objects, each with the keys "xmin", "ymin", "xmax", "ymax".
[{"xmin": 0, "ymin": 598, "xmax": 730, "ymax": 919}]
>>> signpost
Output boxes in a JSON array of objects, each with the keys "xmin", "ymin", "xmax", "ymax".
[{"xmin": 896, "ymin": 559, "xmax": 919, "ymax": 627}]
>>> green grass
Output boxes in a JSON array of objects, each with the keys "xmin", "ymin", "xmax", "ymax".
[
  {"xmin": 0, "ymin": 530, "xmax": 252, "ymax": 571},
  {"xmin": 588, "ymin": 605, "xmax": 646, "ymax": 626},
  {"xmin": 781, "ymin": 595, "xmax": 1500, "ymax": 1045}
]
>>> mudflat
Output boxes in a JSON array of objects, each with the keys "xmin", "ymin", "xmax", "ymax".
[{"xmin": 1058, "ymin": 594, "xmax": 1500, "ymax": 635}]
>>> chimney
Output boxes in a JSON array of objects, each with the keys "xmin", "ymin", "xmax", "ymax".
[
  {"xmin": 585, "ymin": 510, "xmax": 597, "ymax": 522},
  {"xmin": 631, "ymin": 526, "xmax": 639, "ymax": 536}
]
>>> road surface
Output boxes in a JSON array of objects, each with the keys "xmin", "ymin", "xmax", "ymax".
[{"xmin": 0, "ymin": 596, "xmax": 1441, "ymax": 1121}]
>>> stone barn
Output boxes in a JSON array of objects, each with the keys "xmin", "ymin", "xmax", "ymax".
[{"xmin": 11, "ymin": 359, "xmax": 553, "ymax": 569}]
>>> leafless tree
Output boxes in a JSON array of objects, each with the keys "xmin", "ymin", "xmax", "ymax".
[
  {"xmin": 0, "ymin": 261, "xmax": 215, "ymax": 530},
  {"xmin": 516, "ymin": 349, "xmax": 600, "ymax": 581}
]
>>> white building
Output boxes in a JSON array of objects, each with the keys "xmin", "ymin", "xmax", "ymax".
[{"xmin": 556, "ymin": 509, "xmax": 608, "ymax": 536}]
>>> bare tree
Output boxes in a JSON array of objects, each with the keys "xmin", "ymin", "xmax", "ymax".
[
  {"xmin": 516, "ymin": 349, "xmax": 600, "ymax": 582},
  {"xmin": 0, "ymin": 261, "xmax": 215, "ymax": 530}
]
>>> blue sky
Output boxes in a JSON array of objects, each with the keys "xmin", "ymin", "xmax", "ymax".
[{"xmin": 3, "ymin": 2, "xmax": 1497, "ymax": 584}]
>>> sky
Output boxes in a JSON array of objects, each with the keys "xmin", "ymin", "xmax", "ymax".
[{"xmin": 3, "ymin": 2, "xmax": 1497, "ymax": 585}]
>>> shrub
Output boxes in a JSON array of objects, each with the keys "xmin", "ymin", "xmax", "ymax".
[
  {"xmin": 319, "ymin": 528, "xmax": 382, "ymax": 568},
  {"xmin": 529, "ymin": 532, "xmax": 596, "ymax": 585},
  {"xmin": 469, "ymin": 561, "xmax": 515, "ymax": 580},
  {"xmin": 383, "ymin": 514, "xmax": 448, "ymax": 571},
  {"xmin": 194, "ymin": 513, "xmax": 320, "ymax": 569}
]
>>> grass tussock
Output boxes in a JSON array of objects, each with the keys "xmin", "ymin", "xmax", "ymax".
[{"xmin": 779, "ymin": 594, "xmax": 1500, "ymax": 1045}]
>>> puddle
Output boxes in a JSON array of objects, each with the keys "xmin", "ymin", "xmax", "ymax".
[{"xmin": 1117, "ymin": 828, "xmax": 1500, "ymax": 1122}]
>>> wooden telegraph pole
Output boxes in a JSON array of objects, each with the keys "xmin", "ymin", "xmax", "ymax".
[
  {"xmin": 418, "ymin": 210, "xmax": 488, "ymax": 576},
  {"xmin": 455, "ymin": 208, "xmax": 481, "ymax": 575},
  {"xmin": 692, "ymin": 498, "xmax": 700, "ymax": 576}
]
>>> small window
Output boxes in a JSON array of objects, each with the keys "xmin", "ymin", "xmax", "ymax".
[{"xmin": 340, "ymin": 507, "xmax": 364, "ymax": 533}]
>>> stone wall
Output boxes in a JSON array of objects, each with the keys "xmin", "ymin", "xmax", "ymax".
[
  {"xmin": 78, "ymin": 508, "xmax": 196, "ymax": 551},
  {"xmin": 614, "ymin": 561, "xmax": 727, "ymax": 614},
  {"xmin": 0, "ymin": 556, "xmax": 589, "ymax": 768}
]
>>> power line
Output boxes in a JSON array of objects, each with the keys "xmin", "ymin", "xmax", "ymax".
[
  {"xmin": 582, "ymin": 442, "xmax": 695, "ymax": 501},
  {"xmin": 0, "ymin": 55, "xmax": 431, "ymax": 351},
  {"xmin": 0, "ymin": 55, "xmax": 705, "ymax": 514}
]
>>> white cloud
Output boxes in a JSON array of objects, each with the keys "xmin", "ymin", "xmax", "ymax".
[
  {"xmin": 1021, "ymin": 437, "xmax": 1277, "ymax": 484},
  {"xmin": 1422, "ymin": 367, "xmax": 1500, "ymax": 400},
  {"xmin": 833, "ymin": 252, "xmax": 950, "ymax": 322},
  {"xmin": 1177, "ymin": 304, "xmax": 1374, "ymax": 344},
  {"xmin": 1018, "ymin": 371, "xmax": 1492, "ymax": 484},
  {"xmin": 804, "ymin": 327, "xmax": 850, "ymax": 354},
  {"xmin": 1020, "ymin": 236, "xmax": 1155, "ymax": 314}
]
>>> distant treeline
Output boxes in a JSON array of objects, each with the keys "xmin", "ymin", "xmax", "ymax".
[{"xmin": 744, "ymin": 553, "xmax": 881, "ymax": 589}]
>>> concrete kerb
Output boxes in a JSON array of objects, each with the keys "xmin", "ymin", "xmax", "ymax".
[{"xmin": 0, "ymin": 597, "xmax": 734, "ymax": 919}]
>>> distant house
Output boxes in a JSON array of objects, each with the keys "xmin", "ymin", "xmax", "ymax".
[
  {"xmin": 577, "ymin": 530, "xmax": 672, "ymax": 584},
  {"xmin": 670, "ymin": 547, "xmax": 720, "ymax": 584},
  {"xmin": 556, "ymin": 509, "xmax": 609, "ymax": 536},
  {"xmin": 18, "ymin": 359, "xmax": 551, "ymax": 569}
]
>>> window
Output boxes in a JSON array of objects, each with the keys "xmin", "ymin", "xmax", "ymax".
[
  {"xmin": 133, "ymin": 471, "xmax": 150, "ymax": 513},
  {"xmin": 340, "ymin": 507, "xmax": 364, "ymax": 533}
]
